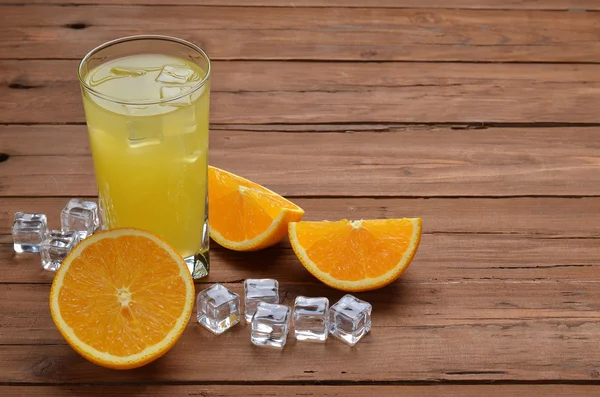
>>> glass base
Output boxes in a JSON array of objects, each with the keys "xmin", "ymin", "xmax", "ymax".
[
  {"xmin": 187, "ymin": 208, "xmax": 210, "ymax": 279},
  {"xmin": 185, "ymin": 251, "xmax": 209, "ymax": 279}
]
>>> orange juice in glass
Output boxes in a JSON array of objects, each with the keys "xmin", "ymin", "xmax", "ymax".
[{"xmin": 78, "ymin": 36, "xmax": 210, "ymax": 278}]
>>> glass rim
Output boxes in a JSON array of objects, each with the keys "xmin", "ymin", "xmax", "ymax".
[{"xmin": 77, "ymin": 35, "xmax": 211, "ymax": 106}]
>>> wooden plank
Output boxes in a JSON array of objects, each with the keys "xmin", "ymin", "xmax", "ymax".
[
  {"xmin": 1, "ymin": 385, "xmax": 599, "ymax": 396},
  {"xmin": 4, "ymin": 281, "xmax": 600, "ymax": 341},
  {"xmin": 8, "ymin": 0, "xmax": 600, "ymax": 10},
  {"xmin": 2, "ymin": 126, "xmax": 600, "ymax": 197},
  {"xmin": 4, "ymin": 196, "xmax": 600, "ymax": 237},
  {"xmin": 2, "ymin": 6, "xmax": 600, "ymax": 62},
  {"xmin": 4, "ymin": 196, "xmax": 600, "ymax": 283},
  {"xmin": 1, "ymin": 282, "xmax": 600, "ymax": 382},
  {"xmin": 3, "ymin": 60, "xmax": 600, "ymax": 124},
  {"xmin": 3, "ymin": 232, "xmax": 600, "ymax": 284},
  {"xmin": 0, "ymin": 125, "xmax": 91, "ymax": 156}
]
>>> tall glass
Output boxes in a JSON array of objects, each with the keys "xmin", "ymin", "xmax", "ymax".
[{"xmin": 78, "ymin": 36, "xmax": 211, "ymax": 279}]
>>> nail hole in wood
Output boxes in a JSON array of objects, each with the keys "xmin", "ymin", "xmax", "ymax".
[
  {"xmin": 64, "ymin": 23, "xmax": 88, "ymax": 30},
  {"xmin": 9, "ymin": 83, "xmax": 37, "ymax": 89},
  {"xmin": 0, "ymin": 153, "xmax": 9, "ymax": 163}
]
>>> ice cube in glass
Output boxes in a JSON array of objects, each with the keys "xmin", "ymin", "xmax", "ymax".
[
  {"xmin": 12, "ymin": 212, "xmax": 47, "ymax": 253},
  {"xmin": 61, "ymin": 199, "xmax": 99, "ymax": 239},
  {"xmin": 293, "ymin": 296, "xmax": 329, "ymax": 342},
  {"xmin": 328, "ymin": 294, "xmax": 372, "ymax": 346},
  {"xmin": 156, "ymin": 65, "xmax": 195, "ymax": 84},
  {"xmin": 196, "ymin": 283, "xmax": 240, "ymax": 334},
  {"xmin": 40, "ymin": 230, "xmax": 80, "ymax": 271},
  {"xmin": 125, "ymin": 115, "xmax": 163, "ymax": 148},
  {"xmin": 160, "ymin": 86, "xmax": 192, "ymax": 107},
  {"xmin": 244, "ymin": 278, "xmax": 279, "ymax": 322},
  {"xmin": 250, "ymin": 302, "xmax": 291, "ymax": 348}
]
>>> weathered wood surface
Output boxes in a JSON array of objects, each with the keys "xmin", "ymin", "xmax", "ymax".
[
  {"xmin": 1, "ymin": 282, "xmax": 600, "ymax": 383},
  {"xmin": 4, "ymin": 231, "xmax": 600, "ymax": 284},
  {"xmin": 3, "ymin": 126, "xmax": 600, "ymax": 197},
  {"xmin": 8, "ymin": 0, "xmax": 600, "ymax": 10},
  {"xmin": 4, "ymin": 196, "xmax": 600, "ymax": 236},
  {"xmin": 3, "ymin": 60, "xmax": 600, "ymax": 124},
  {"xmin": 2, "ymin": 385, "xmax": 600, "ymax": 397},
  {"xmin": 2, "ymin": 0, "xmax": 600, "ymax": 394},
  {"xmin": 2, "ymin": 6, "xmax": 600, "ymax": 62}
]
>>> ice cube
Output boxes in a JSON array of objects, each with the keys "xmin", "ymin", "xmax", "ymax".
[
  {"xmin": 122, "ymin": 104, "xmax": 151, "ymax": 115},
  {"xmin": 160, "ymin": 86, "xmax": 192, "ymax": 107},
  {"xmin": 293, "ymin": 296, "xmax": 329, "ymax": 342},
  {"xmin": 110, "ymin": 66, "xmax": 146, "ymax": 77},
  {"xmin": 328, "ymin": 294, "xmax": 372, "ymax": 346},
  {"xmin": 196, "ymin": 284, "xmax": 241, "ymax": 334},
  {"xmin": 181, "ymin": 105, "xmax": 197, "ymax": 134},
  {"xmin": 250, "ymin": 302, "xmax": 291, "ymax": 348},
  {"xmin": 244, "ymin": 279, "xmax": 279, "ymax": 322},
  {"xmin": 61, "ymin": 199, "xmax": 99, "ymax": 239},
  {"xmin": 12, "ymin": 212, "xmax": 48, "ymax": 253},
  {"xmin": 156, "ymin": 65, "xmax": 195, "ymax": 84},
  {"xmin": 87, "ymin": 66, "xmax": 147, "ymax": 88},
  {"xmin": 40, "ymin": 230, "xmax": 80, "ymax": 271},
  {"xmin": 126, "ymin": 118, "xmax": 163, "ymax": 148}
]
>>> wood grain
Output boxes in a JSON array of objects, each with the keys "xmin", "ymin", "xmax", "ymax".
[
  {"xmin": 10, "ymin": 0, "xmax": 600, "ymax": 10},
  {"xmin": 4, "ymin": 196, "xmax": 600, "ymax": 237},
  {"xmin": 2, "ymin": 126, "xmax": 600, "ymax": 197},
  {"xmin": 1, "ymin": 282, "xmax": 600, "ymax": 382},
  {"xmin": 2, "ymin": 6, "xmax": 600, "ymax": 62},
  {"xmin": 4, "ymin": 280, "xmax": 600, "ymax": 340},
  {"xmin": 4, "ymin": 196, "xmax": 600, "ymax": 284},
  {"xmin": 2, "ymin": 385, "xmax": 600, "ymax": 397},
  {"xmin": 3, "ymin": 231, "xmax": 600, "ymax": 284},
  {"xmin": 2, "ymin": 0, "xmax": 600, "ymax": 390},
  {"xmin": 2, "ymin": 335, "xmax": 599, "ymax": 384},
  {"xmin": 3, "ymin": 60, "xmax": 600, "ymax": 124}
]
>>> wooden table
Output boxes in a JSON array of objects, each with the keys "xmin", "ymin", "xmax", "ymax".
[{"xmin": 2, "ymin": 1, "xmax": 600, "ymax": 395}]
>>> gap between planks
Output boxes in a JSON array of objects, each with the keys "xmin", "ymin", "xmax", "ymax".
[{"xmin": 5, "ymin": 122, "xmax": 600, "ymax": 128}]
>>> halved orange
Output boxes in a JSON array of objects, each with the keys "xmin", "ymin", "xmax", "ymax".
[
  {"xmin": 49, "ymin": 228, "xmax": 194, "ymax": 370},
  {"xmin": 209, "ymin": 166, "xmax": 304, "ymax": 251},
  {"xmin": 289, "ymin": 218, "xmax": 422, "ymax": 292}
]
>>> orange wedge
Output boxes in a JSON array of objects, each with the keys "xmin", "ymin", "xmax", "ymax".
[
  {"xmin": 49, "ymin": 228, "xmax": 194, "ymax": 370},
  {"xmin": 289, "ymin": 218, "xmax": 422, "ymax": 292},
  {"xmin": 209, "ymin": 166, "xmax": 304, "ymax": 251}
]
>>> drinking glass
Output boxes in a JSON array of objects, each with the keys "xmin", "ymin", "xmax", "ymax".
[{"xmin": 78, "ymin": 35, "xmax": 211, "ymax": 278}]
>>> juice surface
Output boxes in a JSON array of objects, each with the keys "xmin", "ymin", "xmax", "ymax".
[{"xmin": 82, "ymin": 54, "xmax": 209, "ymax": 258}]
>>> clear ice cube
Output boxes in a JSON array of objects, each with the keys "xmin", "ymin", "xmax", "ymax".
[
  {"xmin": 156, "ymin": 65, "xmax": 195, "ymax": 84},
  {"xmin": 40, "ymin": 230, "xmax": 80, "ymax": 271},
  {"xmin": 60, "ymin": 199, "xmax": 99, "ymax": 239},
  {"xmin": 250, "ymin": 302, "xmax": 291, "ymax": 348},
  {"xmin": 180, "ymin": 105, "xmax": 197, "ymax": 134},
  {"xmin": 122, "ymin": 104, "xmax": 151, "ymax": 115},
  {"xmin": 293, "ymin": 296, "xmax": 329, "ymax": 342},
  {"xmin": 328, "ymin": 294, "xmax": 372, "ymax": 346},
  {"xmin": 244, "ymin": 279, "xmax": 279, "ymax": 322},
  {"xmin": 110, "ymin": 66, "xmax": 146, "ymax": 77},
  {"xmin": 196, "ymin": 283, "xmax": 241, "ymax": 334},
  {"xmin": 160, "ymin": 86, "xmax": 192, "ymax": 107},
  {"xmin": 12, "ymin": 212, "xmax": 47, "ymax": 253},
  {"xmin": 126, "ymin": 117, "xmax": 163, "ymax": 148}
]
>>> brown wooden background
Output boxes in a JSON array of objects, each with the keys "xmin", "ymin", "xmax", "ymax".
[{"xmin": 2, "ymin": 0, "xmax": 600, "ymax": 395}]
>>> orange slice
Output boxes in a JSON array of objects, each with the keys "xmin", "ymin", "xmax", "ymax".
[
  {"xmin": 49, "ymin": 228, "xmax": 194, "ymax": 370},
  {"xmin": 289, "ymin": 218, "xmax": 422, "ymax": 292},
  {"xmin": 209, "ymin": 166, "xmax": 304, "ymax": 251}
]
